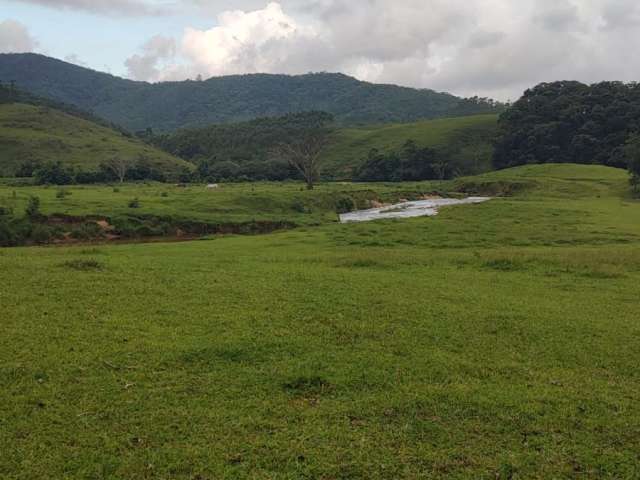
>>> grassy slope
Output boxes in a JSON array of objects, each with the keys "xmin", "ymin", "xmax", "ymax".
[
  {"xmin": 322, "ymin": 114, "xmax": 499, "ymax": 178},
  {"xmin": 0, "ymin": 103, "xmax": 193, "ymax": 177},
  {"xmin": 2, "ymin": 164, "xmax": 640, "ymax": 478}
]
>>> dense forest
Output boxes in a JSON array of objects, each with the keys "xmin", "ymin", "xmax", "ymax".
[
  {"xmin": 0, "ymin": 53, "xmax": 505, "ymax": 132},
  {"xmin": 148, "ymin": 111, "xmax": 335, "ymax": 182},
  {"xmin": 493, "ymin": 81, "xmax": 640, "ymax": 171}
]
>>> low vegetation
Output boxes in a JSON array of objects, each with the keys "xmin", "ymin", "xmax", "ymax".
[{"xmin": 1, "ymin": 164, "xmax": 640, "ymax": 478}]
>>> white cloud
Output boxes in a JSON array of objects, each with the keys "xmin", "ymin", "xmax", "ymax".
[
  {"xmin": 181, "ymin": 2, "xmax": 318, "ymax": 76},
  {"xmin": 125, "ymin": 35, "xmax": 177, "ymax": 81},
  {"xmin": 0, "ymin": 20, "xmax": 38, "ymax": 53},
  {"xmin": 10, "ymin": 0, "xmax": 171, "ymax": 16},
  {"xmin": 123, "ymin": 0, "xmax": 640, "ymax": 100}
]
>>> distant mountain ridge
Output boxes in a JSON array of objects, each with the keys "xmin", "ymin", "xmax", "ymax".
[{"xmin": 0, "ymin": 53, "xmax": 504, "ymax": 132}]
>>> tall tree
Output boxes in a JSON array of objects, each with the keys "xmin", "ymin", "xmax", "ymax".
[
  {"xmin": 271, "ymin": 131, "xmax": 330, "ymax": 189},
  {"xmin": 102, "ymin": 156, "xmax": 135, "ymax": 183}
]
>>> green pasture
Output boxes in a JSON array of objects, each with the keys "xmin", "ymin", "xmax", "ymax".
[{"xmin": 1, "ymin": 164, "xmax": 639, "ymax": 478}]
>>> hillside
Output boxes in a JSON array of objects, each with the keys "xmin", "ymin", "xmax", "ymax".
[
  {"xmin": 152, "ymin": 112, "xmax": 499, "ymax": 181},
  {"xmin": 323, "ymin": 114, "xmax": 499, "ymax": 178},
  {"xmin": 0, "ymin": 103, "xmax": 192, "ymax": 178},
  {"xmin": 0, "ymin": 53, "xmax": 503, "ymax": 132}
]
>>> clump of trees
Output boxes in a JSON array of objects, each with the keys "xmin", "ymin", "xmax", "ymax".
[
  {"xmin": 493, "ymin": 81, "xmax": 640, "ymax": 170},
  {"xmin": 355, "ymin": 140, "xmax": 453, "ymax": 182},
  {"xmin": 14, "ymin": 157, "xmax": 168, "ymax": 185},
  {"xmin": 149, "ymin": 111, "xmax": 334, "ymax": 184},
  {"xmin": 492, "ymin": 81, "xmax": 640, "ymax": 191}
]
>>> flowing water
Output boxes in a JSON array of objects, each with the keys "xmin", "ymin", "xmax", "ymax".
[{"xmin": 339, "ymin": 197, "xmax": 491, "ymax": 223}]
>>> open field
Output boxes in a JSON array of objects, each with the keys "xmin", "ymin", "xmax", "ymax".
[
  {"xmin": 0, "ymin": 179, "xmax": 450, "ymax": 228},
  {"xmin": 2, "ymin": 164, "xmax": 640, "ymax": 478}
]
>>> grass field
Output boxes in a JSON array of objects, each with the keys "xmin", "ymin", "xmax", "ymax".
[
  {"xmin": 1, "ymin": 164, "xmax": 640, "ymax": 478},
  {"xmin": 322, "ymin": 114, "xmax": 498, "ymax": 178},
  {"xmin": 0, "ymin": 103, "xmax": 192, "ymax": 177},
  {"xmin": 0, "ymin": 177, "xmax": 480, "ymax": 232}
]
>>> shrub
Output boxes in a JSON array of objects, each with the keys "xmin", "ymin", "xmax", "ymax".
[
  {"xmin": 335, "ymin": 195, "xmax": 356, "ymax": 214},
  {"xmin": 70, "ymin": 222, "xmax": 103, "ymax": 240},
  {"xmin": 291, "ymin": 200, "xmax": 310, "ymax": 213},
  {"xmin": 25, "ymin": 196, "xmax": 41, "ymax": 219},
  {"xmin": 0, "ymin": 217, "xmax": 16, "ymax": 246},
  {"xmin": 56, "ymin": 189, "xmax": 71, "ymax": 199},
  {"xmin": 61, "ymin": 259, "xmax": 105, "ymax": 271},
  {"xmin": 30, "ymin": 224, "xmax": 58, "ymax": 244},
  {"xmin": 33, "ymin": 161, "xmax": 74, "ymax": 185},
  {"xmin": 128, "ymin": 198, "xmax": 140, "ymax": 208}
]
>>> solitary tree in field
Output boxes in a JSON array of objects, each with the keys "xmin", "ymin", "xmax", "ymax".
[
  {"xmin": 270, "ymin": 130, "xmax": 330, "ymax": 190},
  {"xmin": 624, "ymin": 134, "xmax": 640, "ymax": 193},
  {"xmin": 103, "ymin": 156, "xmax": 135, "ymax": 183}
]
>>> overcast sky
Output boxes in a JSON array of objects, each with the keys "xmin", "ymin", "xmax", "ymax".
[{"xmin": 1, "ymin": 0, "xmax": 640, "ymax": 100}]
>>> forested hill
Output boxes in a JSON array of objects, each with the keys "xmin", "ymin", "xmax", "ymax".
[
  {"xmin": 493, "ymin": 81, "xmax": 640, "ymax": 170},
  {"xmin": 0, "ymin": 53, "xmax": 504, "ymax": 132}
]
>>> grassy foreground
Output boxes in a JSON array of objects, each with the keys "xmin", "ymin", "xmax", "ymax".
[{"xmin": 1, "ymin": 164, "xmax": 640, "ymax": 479}]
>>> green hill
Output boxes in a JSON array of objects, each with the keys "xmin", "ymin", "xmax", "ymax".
[
  {"xmin": 151, "ymin": 113, "xmax": 499, "ymax": 181},
  {"xmin": 0, "ymin": 103, "xmax": 193, "ymax": 178},
  {"xmin": 323, "ymin": 114, "xmax": 499, "ymax": 178},
  {"xmin": 0, "ymin": 53, "xmax": 504, "ymax": 132}
]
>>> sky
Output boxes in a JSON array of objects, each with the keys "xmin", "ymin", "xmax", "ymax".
[{"xmin": 1, "ymin": 0, "xmax": 640, "ymax": 101}]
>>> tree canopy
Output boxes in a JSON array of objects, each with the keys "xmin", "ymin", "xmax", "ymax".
[
  {"xmin": 0, "ymin": 53, "xmax": 505, "ymax": 132},
  {"xmin": 493, "ymin": 81, "xmax": 640, "ymax": 170}
]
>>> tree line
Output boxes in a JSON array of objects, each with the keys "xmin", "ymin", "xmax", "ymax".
[{"xmin": 492, "ymin": 81, "xmax": 640, "ymax": 191}]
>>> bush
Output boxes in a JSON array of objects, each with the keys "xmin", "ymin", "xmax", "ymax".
[
  {"xmin": 61, "ymin": 259, "xmax": 105, "ymax": 271},
  {"xmin": 56, "ymin": 189, "xmax": 71, "ymax": 199},
  {"xmin": 33, "ymin": 161, "xmax": 74, "ymax": 185},
  {"xmin": 70, "ymin": 222, "xmax": 103, "ymax": 240},
  {"xmin": 30, "ymin": 224, "xmax": 58, "ymax": 244},
  {"xmin": 291, "ymin": 200, "xmax": 311, "ymax": 214},
  {"xmin": 335, "ymin": 195, "xmax": 356, "ymax": 214},
  {"xmin": 25, "ymin": 196, "xmax": 41, "ymax": 219},
  {"xmin": 128, "ymin": 198, "xmax": 140, "ymax": 208},
  {"xmin": 0, "ymin": 217, "xmax": 16, "ymax": 246}
]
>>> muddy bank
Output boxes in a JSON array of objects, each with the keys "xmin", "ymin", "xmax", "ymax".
[{"xmin": 0, "ymin": 214, "xmax": 297, "ymax": 247}]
